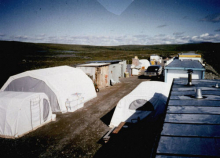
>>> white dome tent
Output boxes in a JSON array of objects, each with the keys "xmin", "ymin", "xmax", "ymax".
[
  {"xmin": 1, "ymin": 66, "xmax": 97, "ymax": 113},
  {"xmin": 109, "ymin": 81, "xmax": 171, "ymax": 128},
  {"xmin": 0, "ymin": 91, "xmax": 55, "ymax": 138}
]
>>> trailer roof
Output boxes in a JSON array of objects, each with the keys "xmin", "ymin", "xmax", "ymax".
[{"xmin": 166, "ymin": 59, "xmax": 204, "ymax": 69}]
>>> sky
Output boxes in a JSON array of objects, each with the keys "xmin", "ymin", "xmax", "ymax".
[{"xmin": 0, "ymin": 0, "xmax": 220, "ymax": 46}]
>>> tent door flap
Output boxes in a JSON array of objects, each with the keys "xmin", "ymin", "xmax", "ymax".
[{"xmin": 30, "ymin": 96, "xmax": 41, "ymax": 129}]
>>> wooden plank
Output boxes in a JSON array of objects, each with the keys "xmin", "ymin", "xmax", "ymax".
[
  {"xmin": 157, "ymin": 136, "xmax": 220, "ymax": 157},
  {"xmin": 161, "ymin": 123, "xmax": 220, "ymax": 137},
  {"xmin": 112, "ymin": 122, "xmax": 126, "ymax": 134},
  {"xmin": 167, "ymin": 106, "xmax": 220, "ymax": 114},
  {"xmin": 103, "ymin": 127, "xmax": 115, "ymax": 143},
  {"xmin": 168, "ymin": 99, "xmax": 220, "ymax": 106},
  {"xmin": 165, "ymin": 114, "xmax": 220, "ymax": 124}
]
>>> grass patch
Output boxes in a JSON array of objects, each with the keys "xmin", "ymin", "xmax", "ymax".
[{"xmin": 0, "ymin": 41, "xmax": 220, "ymax": 86}]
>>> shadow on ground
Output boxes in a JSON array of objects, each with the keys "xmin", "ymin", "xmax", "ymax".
[
  {"xmin": 100, "ymin": 107, "xmax": 116, "ymax": 126},
  {"xmin": 94, "ymin": 113, "xmax": 165, "ymax": 158},
  {"xmin": 138, "ymin": 75, "xmax": 164, "ymax": 82}
]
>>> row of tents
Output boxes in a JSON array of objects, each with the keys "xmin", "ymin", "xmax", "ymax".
[
  {"xmin": 0, "ymin": 66, "xmax": 97, "ymax": 138},
  {"xmin": 0, "ymin": 64, "xmax": 172, "ymax": 139}
]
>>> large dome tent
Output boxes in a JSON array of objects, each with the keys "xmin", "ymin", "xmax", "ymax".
[
  {"xmin": 1, "ymin": 66, "xmax": 97, "ymax": 113},
  {"xmin": 109, "ymin": 81, "xmax": 171, "ymax": 128},
  {"xmin": 0, "ymin": 91, "xmax": 54, "ymax": 138}
]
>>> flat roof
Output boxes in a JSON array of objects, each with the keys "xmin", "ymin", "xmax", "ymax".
[
  {"xmin": 156, "ymin": 78, "xmax": 220, "ymax": 157},
  {"xmin": 178, "ymin": 51, "xmax": 200, "ymax": 55},
  {"xmin": 166, "ymin": 59, "xmax": 204, "ymax": 69},
  {"xmin": 77, "ymin": 63, "xmax": 110, "ymax": 67}
]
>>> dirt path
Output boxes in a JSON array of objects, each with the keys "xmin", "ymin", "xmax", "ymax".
[{"xmin": 0, "ymin": 76, "xmax": 150, "ymax": 158}]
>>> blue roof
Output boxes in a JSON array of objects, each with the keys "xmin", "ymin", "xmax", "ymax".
[
  {"xmin": 165, "ymin": 59, "xmax": 204, "ymax": 69},
  {"xmin": 156, "ymin": 78, "xmax": 220, "ymax": 157}
]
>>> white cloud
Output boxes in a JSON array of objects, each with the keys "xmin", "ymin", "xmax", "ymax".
[
  {"xmin": 189, "ymin": 33, "xmax": 220, "ymax": 43},
  {"xmin": 200, "ymin": 33, "xmax": 209, "ymax": 37},
  {"xmin": 2, "ymin": 33, "xmax": 220, "ymax": 46}
]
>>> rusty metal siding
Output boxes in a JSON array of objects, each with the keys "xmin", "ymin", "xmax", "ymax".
[{"xmin": 95, "ymin": 66, "xmax": 109, "ymax": 88}]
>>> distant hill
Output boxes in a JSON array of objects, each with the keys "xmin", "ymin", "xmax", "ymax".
[{"xmin": 0, "ymin": 41, "xmax": 220, "ymax": 87}]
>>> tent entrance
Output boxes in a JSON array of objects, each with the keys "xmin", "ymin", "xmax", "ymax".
[
  {"xmin": 4, "ymin": 76, "xmax": 59, "ymax": 112},
  {"xmin": 30, "ymin": 96, "xmax": 41, "ymax": 129}
]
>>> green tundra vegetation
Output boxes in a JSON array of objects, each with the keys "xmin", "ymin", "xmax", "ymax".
[{"xmin": 0, "ymin": 41, "xmax": 220, "ymax": 86}]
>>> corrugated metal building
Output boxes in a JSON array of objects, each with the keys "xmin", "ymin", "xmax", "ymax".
[
  {"xmin": 77, "ymin": 60, "xmax": 127, "ymax": 88},
  {"xmin": 76, "ymin": 63, "xmax": 110, "ymax": 88},
  {"xmin": 87, "ymin": 60, "xmax": 126, "ymax": 83},
  {"xmin": 164, "ymin": 59, "xmax": 205, "ymax": 83}
]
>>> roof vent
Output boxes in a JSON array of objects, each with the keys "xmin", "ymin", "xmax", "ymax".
[
  {"xmin": 187, "ymin": 69, "xmax": 193, "ymax": 86},
  {"xmin": 195, "ymin": 88, "xmax": 203, "ymax": 99}
]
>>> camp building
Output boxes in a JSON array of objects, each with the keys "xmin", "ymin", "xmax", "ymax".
[
  {"xmin": 76, "ymin": 60, "xmax": 127, "ymax": 89},
  {"xmin": 164, "ymin": 59, "xmax": 205, "ymax": 83}
]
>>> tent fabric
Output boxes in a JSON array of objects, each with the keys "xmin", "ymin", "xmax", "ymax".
[
  {"xmin": 109, "ymin": 81, "xmax": 172, "ymax": 128},
  {"xmin": 139, "ymin": 59, "xmax": 150, "ymax": 69},
  {"xmin": 0, "ymin": 91, "xmax": 54, "ymax": 138},
  {"xmin": 4, "ymin": 76, "xmax": 58, "ymax": 112},
  {"xmin": 131, "ymin": 59, "xmax": 150, "ymax": 69},
  {"xmin": 1, "ymin": 66, "xmax": 97, "ymax": 113}
]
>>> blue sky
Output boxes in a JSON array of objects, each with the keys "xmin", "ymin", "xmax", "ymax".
[{"xmin": 0, "ymin": 0, "xmax": 220, "ymax": 46}]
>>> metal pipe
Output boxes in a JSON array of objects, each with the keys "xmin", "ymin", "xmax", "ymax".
[{"xmin": 187, "ymin": 69, "xmax": 193, "ymax": 86}]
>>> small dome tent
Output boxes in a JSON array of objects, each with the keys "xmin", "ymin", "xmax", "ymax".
[
  {"xmin": 0, "ymin": 91, "xmax": 55, "ymax": 138},
  {"xmin": 1, "ymin": 66, "xmax": 97, "ymax": 113},
  {"xmin": 109, "ymin": 81, "xmax": 171, "ymax": 128}
]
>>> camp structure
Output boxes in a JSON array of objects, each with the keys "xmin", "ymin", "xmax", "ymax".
[
  {"xmin": 131, "ymin": 56, "xmax": 150, "ymax": 75},
  {"xmin": 77, "ymin": 60, "xmax": 127, "ymax": 88},
  {"xmin": 76, "ymin": 63, "xmax": 110, "ymax": 88},
  {"xmin": 164, "ymin": 59, "xmax": 205, "ymax": 83},
  {"xmin": 178, "ymin": 51, "xmax": 202, "ymax": 63},
  {"xmin": 150, "ymin": 54, "xmax": 162, "ymax": 65},
  {"xmin": 109, "ymin": 81, "xmax": 171, "ymax": 128},
  {"xmin": 0, "ymin": 91, "xmax": 55, "ymax": 138},
  {"xmin": 1, "ymin": 66, "xmax": 97, "ymax": 113}
]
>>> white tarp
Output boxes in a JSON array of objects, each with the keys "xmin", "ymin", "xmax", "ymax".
[
  {"xmin": 1, "ymin": 66, "xmax": 97, "ymax": 113},
  {"xmin": 131, "ymin": 59, "xmax": 150, "ymax": 75},
  {"xmin": 0, "ymin": 91, "xmax": 55, "ymax": 138},
  {"xmin": 109, "ymin": 81, "xmax": 172, "ymax": 128},
  {"xmin": 139, "ymin": 59, "xmax": 150, "ymax": 69}
]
